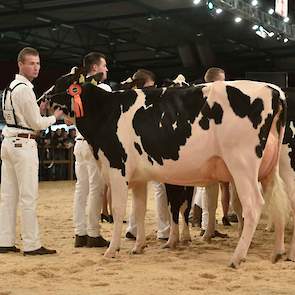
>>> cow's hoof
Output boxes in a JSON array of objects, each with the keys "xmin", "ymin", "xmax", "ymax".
[
  {"xmin": 103, "ymin": 250, "xmax": 117, "ymax": 258},
  {"xmin": 286, "ymin": 251, "xmax": 295, "ymax": 262},
  {"xmin": 202, "ymin": 235, "xmax": 212, "ymax": 243},
  {"xmin": 129, "ymin": 247, "xmax": 144, "ymax": 255},
  {"xmin": 162, "ymin": 241, "xmax": 177, "ymax": 249},
  {"xmin": 229, "ymin": 258, "xmax": 245, "ymax": 268},
  {"xmin": 271, "ymin": 252, "xmax": 286, "ymax": 263},
  {"xmin": 181, "ymin": 239, "xmax": 191, "ymax": 246}
]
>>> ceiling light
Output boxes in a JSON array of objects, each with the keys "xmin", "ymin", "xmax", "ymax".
[
  {"xmin": 251, "ymin": 0, "xmax": 258, "ymax": 6},
  {"xmin": 268, "ymin": 8, "xmax": 274, "ymax": 15},
  {"xmin": 283, "ymin": 17, "xmax": 289, "ymax": 23},
  {"xmin": 117, "ymin": 38, "xmax": 128, "ymax": 43},
  {"xmin": 60, "ymin": 24, "xmax": 74, "ymax": 29},
  {"xmin": 234, "ymin": 17, "xmax": 242, "ymax": 23},
  {"xmin": 268, "ymin": 32, "xmax": 275, "ymax": 37},
  {"xmin": 283, "ymin": 38, "xmax": 289, "ymax": 43},
  {"xmin": 216, "ymin": 8, "xmax": 223, "ymax": 14},
  {"xmin": 252, "ymin": 24, "xmax": 259, "ymax": 30},
  {"xmin": 193, "ymin": 0, "xmax": 201, "ymax": 5},
  {"xmin": 98, "ymin": 33, "xmax": 109, "ymax": 38},
  {"xmin": 36, "ymin": 16, "xmax": 51, "ymax": 23},
  {"xmin": 207, "ymin": 1, "xmax": 214, "ymax": 10}
]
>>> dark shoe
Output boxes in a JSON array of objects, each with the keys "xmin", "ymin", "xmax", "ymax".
[
  {"xmin": 75, "ymin": 235, "xmax": 88, "ymax": 247},
  {"xmin": 108, "ymin": 215, "xmax": 114, "ymax": 223},
  {"xmin": 211, "ymin": 230, "xmax": 229, "ymax": 238},
  {"xmin": 86, "ymin": 236, "xmax": 110, "ymax": 247},
  {"xmin": 0, "ymin": 246, "xmax": 20, "ymax": 253},
  {"xmin": 125, "ymin": 232, "xmax": 136, "ymax": 240},
  {"xmin": 101, "ymin": 214, "xmax": 109, "ymax": 223},
  {"xmin": 228, "ymin": 213, "xmax": 238, "ymax": 223},
  {"xmin": 23, "ymin": 246, "xmax": 57, "ymax": 256},
  {"xmin": 222, "ymin": 216, "xmax": 231, "ymax": 226}
]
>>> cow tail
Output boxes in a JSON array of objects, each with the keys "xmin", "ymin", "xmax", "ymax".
[
  {"xmin": 264, "ymin": 89, "xmax": 289, "ymax": 230},
  {"xmin": 264, "ymin": 167, "xmax": 289, "ymax": 230}
]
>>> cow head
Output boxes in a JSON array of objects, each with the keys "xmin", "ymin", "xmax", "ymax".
[{"xmin": 43, "ymin": 67, "xmax": 103, "ymax": 121}]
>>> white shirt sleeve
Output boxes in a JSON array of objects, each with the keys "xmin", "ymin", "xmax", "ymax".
[
  {"xmin": 15, "ymin": 85, "xmax": 56, "ymax": 131},
  {"xmin": 97, "ymin": 83, "xmax": 112, "ymax": 92}
]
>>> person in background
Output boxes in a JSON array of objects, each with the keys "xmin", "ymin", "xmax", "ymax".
[
  {"xmin": 73, "ymin": 52, "xmax": 111, "ymax": 248},
  {"xmin": 0, "ymin": 47, "xmax": 63, "ymax": 255},
  {"xmin": 124, "ymin": 69, "xmax": 170, "ymax": 241}
]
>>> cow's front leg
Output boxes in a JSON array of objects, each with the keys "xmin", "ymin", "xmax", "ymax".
[
  {"xmin": 104, "ymin": 175, "xmax": 128, "ymax": 258},
  {"xmin": 163, "ymin": 219, "xmax": 179, "ymax": 249},
  {"xmin": 130, "ymin": 182, "xmax": 147, "ymax": 255}
]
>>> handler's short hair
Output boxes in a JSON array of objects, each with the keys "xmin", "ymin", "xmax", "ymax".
[
  {"xmin": 17, "ymin": 47, "xmax": 39, "ymax": 63},
  {"xmin": 83, "ymin": 52, "xmax": 106, "ymax": 73},
  {"xmin": 204, "ymin": 67, "xmax": 225, "ymax": 82},
  {"xmin": 132, "ymin": 69, "xmax": 156, "ymax": 83}
]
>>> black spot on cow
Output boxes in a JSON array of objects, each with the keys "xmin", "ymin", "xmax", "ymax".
[
  {"xmin": 132, "ymin": 86, "xmax": 206, "ymax": 165},
  {"xmin": 226, "ymin": 86, "xmax": 264, "ymax": 128},
  {"xmin": 283, "ymin": 88, "xmax": 295, "ymax": 171},
  {"xmin": 256, "ymin": 114, "xmax": 273, "ymax": 158},
  {"xmin": 134, "ymin": 142, "xmax": 143, "ymax": 155},
  {"xmin": 165, "ymin": 184, "xmax": 194, "ymax": 225},
  {"xmin": 76, "ymin": 83, "xmax": 137, "ymax": 177},
  {"xmin": 199, "ymin": 102, "xmax": 223, "ymax": 130},
  {"xmin": 255, "ymin": 87, "xmax": 283, "ymax": 158},
  {"xmin": 148, "ymin": 155, "xmax": 154, "ymax": 165}
]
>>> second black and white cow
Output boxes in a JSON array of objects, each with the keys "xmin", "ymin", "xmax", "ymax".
[{"xmin": 49, "ymin": 70, "xmax": 287, "ymax": 267}]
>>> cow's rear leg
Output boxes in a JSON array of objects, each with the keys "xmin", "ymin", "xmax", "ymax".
[
  {"xmin": 229, "ymin": 172, "xmax": 264, "ymax": 268},
  {"xmin": 130, "ymin": 182, "xmax": 147, "ymax": 255},
  {"xmin": 180, "ymin": 187, "xmax": 193, "ymax": 244},
  {"xmin": 276, "ymin": 165, "xmax": 295, "ymax": 262},
  {"xmin": 202, "ymin": 183, "xmax": 219, "ymax": 242},
  {"xmin": 104, "ymin": 176, "xmax": 128, "ymax": 258},
  {"xmin": 231, "ymin": 183, "xmax": 243, "ymax": 236}
]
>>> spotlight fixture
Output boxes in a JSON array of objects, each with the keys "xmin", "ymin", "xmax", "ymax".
[
  {"xmin": 283, "ymin": 38, "xmax": 289, "ymax": 43},
  {"xmin": 268, "ymin": 8, "xmax": 274, "ymax": 15},
  {"xmin": 207, "ymin": 1, "xmax": 214, "ymax": 10},
  {"xmin": 193, "ymin": 0, "xmax": 201, "ymax": 5},
  {"xmin": 234, "ymin": 17, "xmax": 242, "ymax": 23},
  {"xmin": 251, "ymin": 0, "xmax": 258, "ymax": 6},
  {"xmin": 284, "ymin": 17, "xmax": 290, "ymax": 23},
  {"xmin": 216, "ymin": 8, "xmax": 223, "ymax": 14},
  {"xmin": 252, "ymin": 24, "xmax": 259, "ymax": 30}
]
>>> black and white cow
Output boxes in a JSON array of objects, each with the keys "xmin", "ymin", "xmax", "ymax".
[{"xmin": 48, "ymin": 69, "xmax": 287, "ymax": 268}]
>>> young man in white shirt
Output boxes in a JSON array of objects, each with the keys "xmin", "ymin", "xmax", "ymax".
[
  {"xmin": 73, "ymin": 52, "xmax": 111, "ymax": 248},
  {"xmin": 0, "ymin": 47, "xmax": 64, "ymax": 255}
]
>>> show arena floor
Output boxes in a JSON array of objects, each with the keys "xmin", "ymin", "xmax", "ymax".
[{"xmin": 0, "ymin": 181, "xmax": 294, "ymax": 295}]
